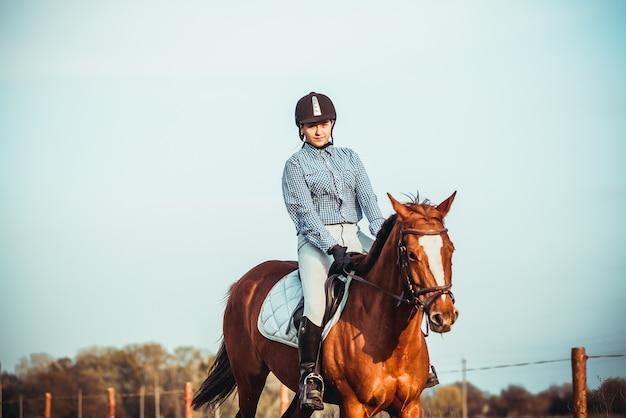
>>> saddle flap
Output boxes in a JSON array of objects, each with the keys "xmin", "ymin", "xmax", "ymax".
[{"xmin": 258, "ymin": 271, "xmax": 351, "ymax": 347}]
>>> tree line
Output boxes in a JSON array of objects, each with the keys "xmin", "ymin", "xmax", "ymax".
[
  {"xmin": 420, "ymin": 379, "xmax": 625, "ymax": 417},
  {"xmin": 0, "ymin": 344, "xmax": 278, "ymax": 418},
  {"xmin": 1, "ymin": 343, "xmax": 624, "ymax": 418}
]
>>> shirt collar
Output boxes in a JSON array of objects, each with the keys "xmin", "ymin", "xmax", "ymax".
[{"xmin": 303, "ymin": 142, "xmax": 334, "ymax": 155}]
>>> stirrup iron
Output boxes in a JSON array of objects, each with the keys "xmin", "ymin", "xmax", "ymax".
[
  {"xmin": 425, "ymin": 365, "xmax": 439, "ymax": 388},
  {"xmin": 300, "ymin": 372, "xmax": 324, "ymax": 410}
]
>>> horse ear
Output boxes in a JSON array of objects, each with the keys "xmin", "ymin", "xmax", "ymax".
[
  {"xmin": 436, "ymin": 191, "xmax": 457, "ymax": 218},
  {"xmin": 388, "ymin": 193, "xmax": 412, "ymax": 219}
]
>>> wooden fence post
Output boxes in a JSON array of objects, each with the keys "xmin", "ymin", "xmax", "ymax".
[
  {"xmin": 571, "ymin": 347, "xmax": 587, "ymax": 418},
  {"xmin": 154, "ymin": 378, "xmax": 160, "ymax": 418},
  {"xmin": 280, "ymin": 384, "xmax": 290, "ymax": 415},
  {"xmin": 140, "ymin": 385, "xmax": 145, "ymax": 418},
  {"xmin": 44, "ymin": 393, "xmax": 52, "ymax": 418},
  {"xmin": 184, "ymin": 382, "xmax": 193, "ymax": 418},
  {"xmin": 107, "ymin": 387, "xmax": 115, "ymax": 418},
  {"xmin": 77, "ymin": 389, "xmax": 82, "ymax": 418}
]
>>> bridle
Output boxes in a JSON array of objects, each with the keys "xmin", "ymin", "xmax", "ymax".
[
  {"xmin": 344, "ymin": 226, "xmax": 454, "ymax": 324},
  {"xmin": 398, "ymin": 228, "xmax": 455, "ymax": 315}
]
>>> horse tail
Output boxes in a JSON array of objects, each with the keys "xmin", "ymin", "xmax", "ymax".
[{"xmin": 192, "ymin": 341, "xmax": 236, "ymax": 410}]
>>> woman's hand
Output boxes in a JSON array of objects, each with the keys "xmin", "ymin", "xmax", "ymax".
[{"xmin": 327, "ymin": 245, "xmax": 353, "ymax": 272}]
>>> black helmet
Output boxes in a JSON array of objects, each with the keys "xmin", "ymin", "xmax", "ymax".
[{"xmin": 294, "ymin": 92, "xmax": 336, "ymax": 126}]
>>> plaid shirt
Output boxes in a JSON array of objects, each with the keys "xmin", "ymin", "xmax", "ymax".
[{"xmin": 282, "ymin": 143, "xmax": 385, "ymax": 252}]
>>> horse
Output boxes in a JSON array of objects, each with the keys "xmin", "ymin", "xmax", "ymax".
[{"xmin": 192, "ymin": 192, "xmax": 459, "ymax": 418}]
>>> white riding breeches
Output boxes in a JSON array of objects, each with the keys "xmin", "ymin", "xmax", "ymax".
[{"xmin": 297, "ymin": 223, "xmax": 374, "ymax": 327}]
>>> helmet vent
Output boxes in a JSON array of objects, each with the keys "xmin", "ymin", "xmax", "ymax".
[{"xmin": 311, "ymin": 96, "xmax": 322, "ymax": 116}]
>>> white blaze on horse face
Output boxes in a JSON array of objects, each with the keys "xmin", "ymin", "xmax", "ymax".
[{"xmin": 419, "ymin": 235, "xmax": 447, "ymax": 301}]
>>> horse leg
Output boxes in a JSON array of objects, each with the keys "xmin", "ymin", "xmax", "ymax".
[
  {"xmin": 391, "ymin": 401, "xmax": 422, "ymax": 418},
  {"xmin": 227, "ymin": 338, "xmax": 270, "ymax": 418},
  {"xmin": 281, "ymin": 394, "xmax": 314, "ymax": 418},
  {"xmin": 337, "ymin": 398, "xmax": 369, "ymax": 418},
  {"xmin": 231, "ymin": 365, "xmax": 270, "ymax": 418}
]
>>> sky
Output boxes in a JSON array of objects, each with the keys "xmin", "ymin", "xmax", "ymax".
[{"xmin": 1, "ymin": 0, "xmax": 625, "ymax": 396}]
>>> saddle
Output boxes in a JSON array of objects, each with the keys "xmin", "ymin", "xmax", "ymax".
[
  {"xmin": 257, "ymin": 267, "xmax": 351, "ymax": 347},
  {"xmin": 292, "ymin": 271, "xmax": 347, "ymax": 329}
]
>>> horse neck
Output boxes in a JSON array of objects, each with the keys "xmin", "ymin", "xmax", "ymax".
[
  {"xmin": 366, "ymin": 224, "xmax": 403, "ymax": 289},
  {"xmin": 360, "ymin": 225, "xmax": 414, "ymax": 315},
  {"xmin": 356, "ymin": 231, "xmax": 426, "ymax": 349},
  {"xmin": 344, "ymin": 225, "xmax": 427, "ymax": 353}
]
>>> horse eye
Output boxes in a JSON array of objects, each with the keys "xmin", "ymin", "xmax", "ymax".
[{"xmin": 408, "ymin": 252, "xmax": 418, "ymax": 261}]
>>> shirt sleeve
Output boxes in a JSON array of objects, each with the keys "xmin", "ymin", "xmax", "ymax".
[
  {"xmin": 282, "ymin": 157, "xmax": 338, "ymax": 252},
  {"xmin": 351, "ymin": 151, "xmax": 386, "ymax": 236}
]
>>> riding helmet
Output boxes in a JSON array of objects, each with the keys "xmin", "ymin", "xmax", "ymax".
[{"xmin": 294, "ymin": 92, "xmax": 336, "ymax": 126}]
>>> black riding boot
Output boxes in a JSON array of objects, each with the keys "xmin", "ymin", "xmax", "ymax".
[{"xmin": 298, "ymin": 316, "xmax": 324, "ymax": 410}]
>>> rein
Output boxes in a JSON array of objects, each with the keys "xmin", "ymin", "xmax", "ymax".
[{"xmin": 343, "ymin": 226, "xmax": 454, "ymax": 331}]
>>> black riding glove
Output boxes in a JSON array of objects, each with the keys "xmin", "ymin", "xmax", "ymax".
[{"xmin": 327, "ymin": 245, "xmax": 353, "ymax": 272}]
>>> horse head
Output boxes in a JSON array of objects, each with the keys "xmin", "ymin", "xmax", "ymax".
[{"xmin": 388, "ymin": 191, "xmax": 459, "ymax": 333}]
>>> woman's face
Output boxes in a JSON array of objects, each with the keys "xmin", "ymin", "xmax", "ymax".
[{"xmin": 301, "ymin": 120, "xmax": 333, "ymax": 147}]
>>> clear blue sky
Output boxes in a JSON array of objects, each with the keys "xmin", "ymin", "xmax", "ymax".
[{"xmin": 1, "ymin": 0, "xmax": 625, "ymax": 395}]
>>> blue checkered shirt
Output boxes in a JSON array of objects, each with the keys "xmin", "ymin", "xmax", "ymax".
[{"xmin": 282, "ymin": 143, "xmax": 385, "ymax": 252}]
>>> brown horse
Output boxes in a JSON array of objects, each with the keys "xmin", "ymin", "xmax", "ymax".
[{"xmin": 192, "ymin": 192, "xmax": 459, "ymax": 417}]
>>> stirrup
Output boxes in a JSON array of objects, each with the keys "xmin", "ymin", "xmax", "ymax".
[
  {"xmin": 300, "ymin": 373, "xmax": 324, "ymax": 410},
  {"xmin": 425, "ymin": 365, "xmax": 439, "ymax": 388}
]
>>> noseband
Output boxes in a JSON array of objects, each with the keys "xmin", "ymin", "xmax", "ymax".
[{"xmin": 398, "ymin": 228, "xmax": 455, "ymax": 315}]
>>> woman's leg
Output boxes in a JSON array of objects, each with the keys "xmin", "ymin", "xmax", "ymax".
[
  {"xmin": 295, "ymin": 223, "xmax": 364, "ymax": 410},
  {"xmin": 298, "ymin": 223, "xmax": 370, "ymax": 325},
  {"xmin": 296, "ymin": 236, "xmax": 329, "ymax": 410},
  {"xmin": 297, "ymin": 235, "xmax": 331, "ymax": 327}
]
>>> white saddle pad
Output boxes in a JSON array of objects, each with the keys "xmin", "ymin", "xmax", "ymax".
[{"xmin": 257, "ymin": 270, "xmax": 352, "ymax": 347}]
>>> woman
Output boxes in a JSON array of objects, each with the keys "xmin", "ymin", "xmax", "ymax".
[{"xmin": 282, "ymin": 92, "xmax": 386, "ymax": 410}]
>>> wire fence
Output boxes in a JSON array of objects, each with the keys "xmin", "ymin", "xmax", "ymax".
[
  {"xmin": 439, "ymin": 353, "xmax": 625, "ymax": 374},
  {"xmin": 2, "ymin": 390, "xmax": 187, "ymax": 405},
  {"xmin": 1, "ymin": 353, "xmax": 624, "ymax": 418},
  {"xmin": 3, "ymin": 354, "xmax": 625, "ymax": 404}
]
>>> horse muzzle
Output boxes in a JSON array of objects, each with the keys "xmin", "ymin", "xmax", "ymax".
[{"xmin": 428, "ymin": 299, "xmax": 459, "ymax": 333}]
